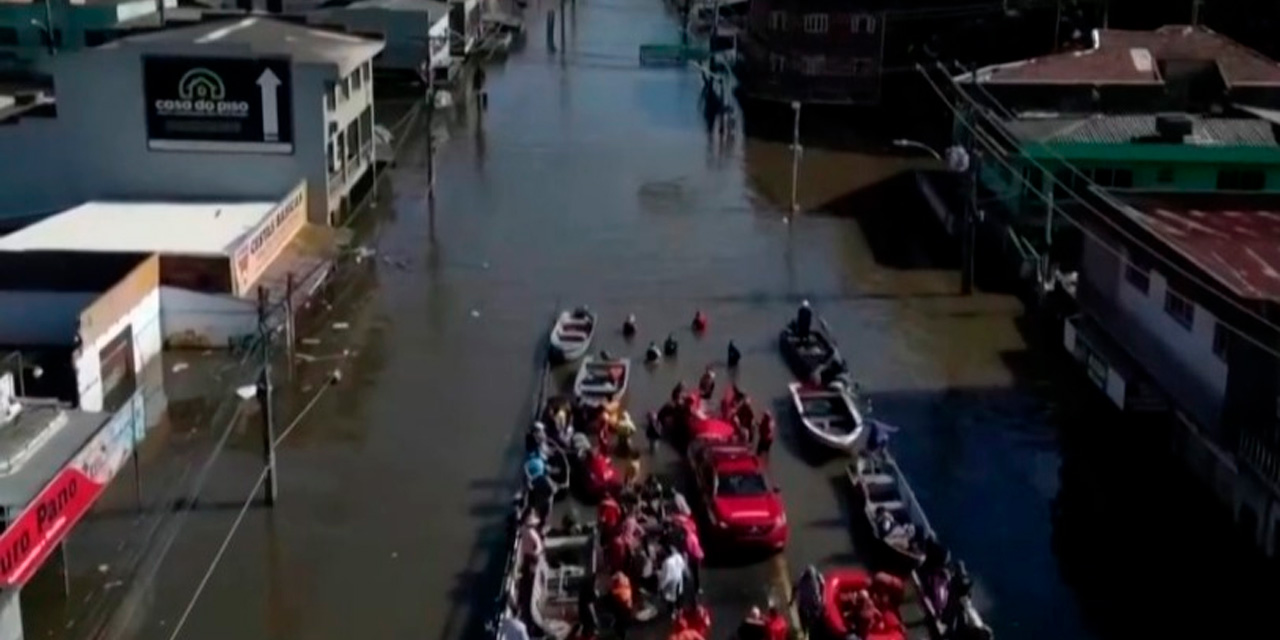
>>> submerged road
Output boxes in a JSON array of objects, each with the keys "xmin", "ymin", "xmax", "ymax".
[{"xmin": 38, "ymin": 1, "xmax": 1280, "ymax": 640}]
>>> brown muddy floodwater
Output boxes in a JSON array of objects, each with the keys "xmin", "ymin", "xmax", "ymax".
[{"xmin": 28, "ymin": 1, "xmax": 1280, "ymax": 640}]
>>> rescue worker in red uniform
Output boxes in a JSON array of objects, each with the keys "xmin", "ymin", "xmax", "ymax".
[{"xmin": 756, "ymin": 411, "xmax": 776, "ymax": 458}]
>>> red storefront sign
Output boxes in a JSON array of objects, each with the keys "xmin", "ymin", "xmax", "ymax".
[
  {"xmin": 0, "ymin": 467, "xmax": 104, "ymax": 587},
  {"xmin": 0, "ymin": 394, "xmax": 143, "ymax": 588}
]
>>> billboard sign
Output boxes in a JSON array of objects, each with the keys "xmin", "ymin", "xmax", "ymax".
[
  {"xmin": 0, "ymin": 393, "xmax": 144, "ymax": 588},
  {"xmin": 232, "ymin": 181, "xmax": 308, "ymax": 295},
  {"xmin": 143, "ymin": 56, "xmax": 294, "ymax": 154}
]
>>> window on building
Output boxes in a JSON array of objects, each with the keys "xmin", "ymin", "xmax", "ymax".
[
  {"xmin": 340, "ymin": 77, "xmax": 351, "ymax": 102},
  {"xmin": 1124, "ymin": 256, "xmax": 1151, "ymax": 294},
  {"xmin": 1164, "ymin": 288, "xmax": 1195, "ymax": 330},
  {"xmin": 1092, "ymin": 168, "xmax": 1134, "ymax": 188},
  {"xmin": 346, "ymin": 120, "xmax": 359, "ymax": 160},
  {"xmin": 359, "ymin": 107, "xmax": 373, "ymax": 154},
  {"xmin": 1218, "ymin": 169, "xmax": 1266, "ymax": 191},
  {"xmin": 1213, "ymin": 321, "xmax": 1230, "ymax": 362},
  {"xmin": 1156, "ymin": 166, "xmax": 1175, "ymax": 183},
  {"xmin": 335, "ymin": 131, "xmax": 346, "ymax": 170},
  {"xmin": 327, "ymin": 140, "xmax": 337, "ymax": 174},
  {"xmin": 352, "ymin": 69, "xmax": 363, "ymax": 91},
  {"xmin": 768, "ymin": 11, "xmax": 787, "ymax": 31},
  {"xmin": 0, "ymin": 28, "xmax": 16, "ymax": 46},
  {"xmin": 770, "ymin": 54, "xmax": 786, "ymax": 73},
  {"xmin": 363, "ymin": 62, "xmax": 372, "ymax": 83},
  {"xmin": 325, "ymin": 82, "xmax": 336, "ymax": 111},
  {"xmin": 852, "ymin": 13, "xmax": 877, "ymax": 34},
  {"xmin": 803, "ymin": 55, "xmax": 823, "ymax": 76},
  {"xmin": 803, "ymin": 13, "xmax": 829, "ymax": 34}
]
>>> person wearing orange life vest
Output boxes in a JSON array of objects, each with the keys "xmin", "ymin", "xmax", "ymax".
[{"xmin": 607, "ymin": 571, "xmax": 634, "ymax": 639}]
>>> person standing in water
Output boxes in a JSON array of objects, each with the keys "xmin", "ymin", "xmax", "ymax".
[{"xmin": 795, "ymin": 300, "xmax": 812, "ymax": 339}]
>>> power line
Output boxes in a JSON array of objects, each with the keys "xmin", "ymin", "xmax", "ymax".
[
  {"xmin": 916, "ymin": 63, "xmax": 1280, "ymax": 361},
  {"xmin": 165, "ymin": 372, "xmax": 340, "ymax": 640},
  {"xmin": 933, "ymin": 58, "xmax": 1280, "ymax": 340}
]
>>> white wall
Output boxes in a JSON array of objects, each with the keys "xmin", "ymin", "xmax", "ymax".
[
  {"xmin": 0, "ymin": 590, "xmax": 19, "ymax": 640},
  {"xmin": 1115, "ymin": 264, "xmax": 1229, "ymax": 408},
  {"xmin": 74, "ymin": 287, "xmax": 161, "ymax": 412},
  {"xmin": 159, "ymin": 286, "xmax": 256, "ymax": 349}
]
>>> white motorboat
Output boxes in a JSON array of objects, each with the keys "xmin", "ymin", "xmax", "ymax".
[
  {"xmin": 787, "ymin": 382, "xmax": 866, "ymax": 453},
  {"xmin": 573, "ymin": 356, "xmax": 630, "ymax": 406},
  {"xmin": 548, "ymin": 309, "xmax": 596, "ymax": 362}
]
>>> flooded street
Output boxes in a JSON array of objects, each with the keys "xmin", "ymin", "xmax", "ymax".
[{"xmin": 48, "ymin": 2, "xmax": 1267, "ymax": 640}]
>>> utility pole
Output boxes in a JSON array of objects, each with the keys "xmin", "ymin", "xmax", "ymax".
[
  {"xmin": 256, "ymin": 286, "xmax": 279, "ymax": 506},
  {"xmin": 546, "ymin": 10, "xmax": 556, "ymax": 52},
  {"xmin": 41, "ymin": 0, "xmax": 55, "ymax": 56},
  {"xmin": 559, "ymin": 0, "xmax": 566, "ymax": 55},
  {"xmin": 960, "ymin": 65, "xmax": 979, "ymax": 295},
  {"xmin": 426, "ymin": 69, "xmax": 436, "ymax": 198},
  {"xmin": 1052, "ymin": 0, "xmax": 1063, "ymax": 52},
  {"xmin": 789, "ymin": 100, "xmax": 802, "ymax": 214},
  {"xmin": 960, "ymin": 153, "xmax": 978, "ymax": 296},
  {"xmin": 284, "ymin": 272, "xmax": 296, "ymax": 380}
]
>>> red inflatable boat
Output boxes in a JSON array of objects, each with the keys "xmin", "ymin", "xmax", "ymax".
[{"xmin": 820, "ymin": 569, "xmax": 906, "ymax": 640}]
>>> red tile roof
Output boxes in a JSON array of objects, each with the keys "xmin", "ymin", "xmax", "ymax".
[
  {"xmin": 981, "ymin": 26, "xmax": 1280, "ymax": 86},
  {"xmin": 1117, "ymin": 192, "xmax": 1280, "ymax": 302}
]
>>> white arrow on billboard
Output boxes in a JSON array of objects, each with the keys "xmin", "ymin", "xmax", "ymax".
[{"xmin": 256, "ymin": 67, "xmax": 282, "ymax": 141}]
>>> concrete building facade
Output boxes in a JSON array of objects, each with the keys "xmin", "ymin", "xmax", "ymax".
[
  {"xmin": 1066, "ymin": 189, "xmax": 1280, "ymax": 559},
  {"xmin": 0, "ymin": 15, "xmax": 383, "ymax": 226},
  {"xmin": 308, "ymin": 0, "xmax": 452, "ymax": 80}
]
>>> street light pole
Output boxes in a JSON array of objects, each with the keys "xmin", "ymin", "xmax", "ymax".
[
  {"xmin": 891, "ymin": 138, "xmax": 942, "ymax": 161},
  {"xmin": 789, "ymin": 100, "xmax": 802, "ymax": 214}
]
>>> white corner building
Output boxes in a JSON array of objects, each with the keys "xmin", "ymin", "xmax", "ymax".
[{"xmin": 0, "ymin": 15, "xmax": 384, "ymax": 226}]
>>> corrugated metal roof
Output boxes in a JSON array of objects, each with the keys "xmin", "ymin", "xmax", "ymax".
[
  {"xmin": 977, "ymin": 26, "xmax": 1280, "ymax": 86},
  {"xmin": 1117, "ymin": 192, "xmax": 1280, "ymax": 302},
  {"xmin": 1004, "ymin": 114, "xmax": 1279, "ymax": 146},
  {"xmin": 0, "ymin": 200, "xmax": 278, "ymax": 257}
]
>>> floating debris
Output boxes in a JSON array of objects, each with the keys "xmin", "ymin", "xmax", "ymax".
[
  {"xmin": 235, "ymin": 385, "xmax": 256, "ymax": 400},
  {"xmin": 301, "ymin": 337, "xmax": 322, "ymax": 346},
  {"xmin": 171, "ymin": 362, "xmax": 189, "ymax": 373},
  {"xmin": 332, "ymin": 322, "xmax": 350, "ymax": 330},
  {"xmin": 470, "ymin": 309, "xmax": 481, "ymax": 318}
]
